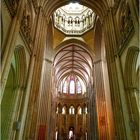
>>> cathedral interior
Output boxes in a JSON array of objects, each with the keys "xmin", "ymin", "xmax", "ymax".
[{"xmin": 1, "ymin": 0, "xmax": 139, "ymax": 140}]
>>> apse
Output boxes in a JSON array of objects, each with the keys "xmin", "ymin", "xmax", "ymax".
[{"xmin": 53, "ymin": 44, "xmax": 93, "ymax": 96}]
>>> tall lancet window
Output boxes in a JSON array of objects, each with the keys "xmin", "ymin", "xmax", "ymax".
[
  {"xmin": 69, "ymin": 106, "xmax": 75, "ymax": 114},
  {"xmin": 70, "ymin": 80, "xmax": 75, "ymax": 94},
  {"xmin": 63, "ymin": 81, "xmax": 67, "ymax": 93},
  {"xmin": 58, "ymin": 73, "xmax": 87, "ymax": 95},
  {"xmin": 77, "ymin": 81, "xmax": 82, "ymax": 94}
]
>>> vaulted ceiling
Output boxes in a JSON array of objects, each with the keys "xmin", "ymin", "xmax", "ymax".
[
  {"xmin": 53, "ymin": 44, "xmax": 93, "ymax": 87},
  {"xmin": 35, "ymin": 0, "xmax": 115, "ymax": 21}
]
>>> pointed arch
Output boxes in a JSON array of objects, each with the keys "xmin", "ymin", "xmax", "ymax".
[
  {"xmin": 14, "ymin": 45, "xmax": 27, "ymax": 87},
  {"xmin": 124, "ymin": 46, "xmax": 139, "ymax": 88}
]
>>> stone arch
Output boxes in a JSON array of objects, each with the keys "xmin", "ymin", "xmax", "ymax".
[
  {"xmin": 77, "ymin": 106, "xmax": 82, "ymax": 114},
  {"xmin": 14, "ymin": 45, "xmax": 27, "ymax": 87},
  {"xmin": 82, "ymin": 103, "xmax": 88, "ymax": 114},
  {"xmin": 57, "ymin": 103, "xmax": 62, "ymax": 113},
  {"xmin": 124, "ymin": 46, "xmax": 139, "ymax": 88},
  {"xmin": 44, "ymin": 18, "xmax": 54, "ymax": 60},
  {"xmin": 42, "ymin": 0, "xmax": 108, "ymax": 22},
  {"xmin": 53, "ymin": 39, "xmax": 94, "ymax": 95},
  {"xmin": 27, "ymin": 1, "xmax": 35, "ymax": 27},
  {"xmin": 1, "ymin": 14, "xmax": 3, "ymax": 46},
  {"xmin": 1, "ymin": 64, "xmax": 16, "ymax": 140},
  {"xmin": 135, "ymin": 66, "xmax": 139, "ymax": 91},
  {"xmin": 69, "ymin": 105, "xmax": 75, "ymax": 115},
  {"xmin": 124, "ymin": 46, "xmax": 139, "ymax": 139},
  {"xmin": 12, "ymin": 45, "xmax": 27, "ymax": 138},
  {"xmin": 1, "ymin": 3, "xmax": 12, "ymax": 57},
  {"xmin": 93, "ymin": 18, "xmax": 114, "ymax": 139},
  {"xmin": 94, "ymin": 18, "xmax": 102, "ymax": 60},
  {"xmin": 62, "ymin": 105, "xmax": 67, "ymax": 114},
  {"xmin": 1, "ymin": 45, "xmax": 27, "ymax": 139},
  {"xmin": 54, "ymin": 38, "xmax": 94, "ymax": 58}
]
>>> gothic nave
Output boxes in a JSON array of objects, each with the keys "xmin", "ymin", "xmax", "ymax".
[{"xmin": 1, "ymin": 0, "xmax": 139, "ymax": 140}]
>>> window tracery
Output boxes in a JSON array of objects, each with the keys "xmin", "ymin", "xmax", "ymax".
[
  {"xmin": 69, "ymin": 106, "xmax": 75, "ymax": 114},
  {"xmin": 59, "ymin": 74, "xmax": 85, "ymax": 95},
  {"xmin": 53, "ymin": 3, "xmax": 96, "ymax": 35}
]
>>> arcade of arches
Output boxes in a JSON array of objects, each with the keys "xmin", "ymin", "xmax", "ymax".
[{"xmin": 1, "ymin": 0, "xmax": 139, "ymax": 140}]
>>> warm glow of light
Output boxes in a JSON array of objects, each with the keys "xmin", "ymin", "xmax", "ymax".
[
  {"xmin": 78, "ymin": 107, "xmax": 82, "ymax": 114},
  {"xmin": 69, "ymin": 106, "xmax": 75, "ymax": 114},
  {"xmin": 70, "ymin": 80, "xmax": 75, "ymax": 94},
  {"xmin": 55, "ymin": 131, "xmax": 58, "ymax": 140},
  {"xmin": 62, "ymin": 3, "xmax": 85, "ymax": 13},
  {"xmin": 69, "ymin": 129, "xmax": 74, "ymax": 139},
  {"xmin": 53, "ymin": 3, "xmax": 95, "ymax": 35},
  {"xmin": 62, "ymin": 107, "xmax": 66, "ymax": 114}
]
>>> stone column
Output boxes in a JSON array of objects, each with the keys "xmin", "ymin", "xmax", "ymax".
[
  {"xmin": 21, "ymin": 7, "xmax": 48, "ymax": 140},
  {"xmin": 50, "ymin": 102, "xmax": 58, "ymax": 140},
  {"xmin": 116, "ymin": 55, "xmax": 138, "ymax": 140},
  {"xmin": 88, "ymin": 84, "xmax": 98, "ymax": 140},
  {"xmin": 103, "ymin": 8, "xmax": 134, "ymax": 140},
  {"xmin": 15, "ymin": 54, "xmax": 36, "ymax": 140},
  {"xmin": 45, "ymin": 60, "xmax": 53, "ymax": 140},
  {"xmin": 125, "ymin": 87, "xmax": 139, "ymax": 140},
  {"xmin": 1, "ymin": 0, "xmax": 27, "ymax": 99},
  {"xmin": 10, "ymin": 86, "xmax": 26, "ymax": 139},
  {"xmin": 2, "ymin": 85, "xmax": 25, "ymax": 140},
  {"xmin": 94, "ymin": 60, "xmax": 109, "ymax": 140},
  {"xmin": 127, "ymin": 0, "xmax": 139, "ymax": 32}
]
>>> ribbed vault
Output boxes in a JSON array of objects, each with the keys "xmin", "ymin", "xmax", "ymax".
[{"xmin": 53, "ymin": 44, "xmax": 93, "ymax": 88}]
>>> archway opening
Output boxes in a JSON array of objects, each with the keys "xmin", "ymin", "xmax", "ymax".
[
  {"xmin": 53, "ymin": 43, "xmax": 93, "ymax": 97},
  {"xmin": 68, "ymin": 127, "xmax": 74, "ymax": 140},
  {"xmin": 1, "ymin": 65, "xmax": 15, "ymax": 140}
]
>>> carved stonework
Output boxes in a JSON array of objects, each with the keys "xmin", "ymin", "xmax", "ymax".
[
  {"xmin": 4, "ymin": 0, "xmax": 19, "ymax": 16},
  {"xmin": 119, "ymin": 2, "xmax": 134, "ymax": 46},
  {"xmin": 55, "ymin": 100, "xmax": 88, "ymax": 140},
  {"xmin": 113, "ymin": 0, "xmax": 121, "ymax": 14},
  {"xmin": 32, "ymin": 0, "xmax": 38, "ymax": 13},
  {"xmin": 20, "ymin": 9, "xmax": 32, "ymax": 45}
]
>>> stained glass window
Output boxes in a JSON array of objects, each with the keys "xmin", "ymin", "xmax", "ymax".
[
  {"xmin": 63, "ymin": 81, "xmax": 67, "ymax": 93},
  {"xmin": 70, "ymin": 80, "xmax": 75, "ymax": 94},
  {"xmin": 77, "ymin": 81, "xmax": 82, "ymax": 94},
  {"xmin": 59, "ymin": 74, "xmax": 86, "ymax": 95}
]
